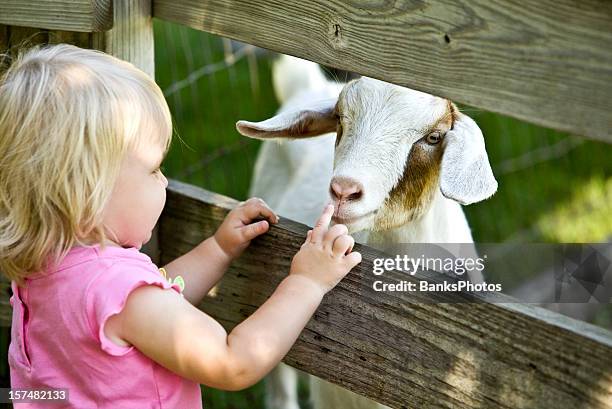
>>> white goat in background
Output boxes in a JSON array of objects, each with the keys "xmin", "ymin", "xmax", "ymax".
[{"xmin": 237, "ymin": 55, "xmax": 498, "ymax": 409}]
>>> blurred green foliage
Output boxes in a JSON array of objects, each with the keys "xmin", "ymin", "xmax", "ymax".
[{"xmin": 464, "ymin": 110, "xmax": 611, "ymax": 243}]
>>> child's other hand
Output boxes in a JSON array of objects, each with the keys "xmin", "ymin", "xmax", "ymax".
[
  {"xmin": 289, "ymin": 204, "xmax": 362, "ymax": 295},
  {"xmin": 214, "ymin": 197, "xmax": 279, "ymax": 259}
]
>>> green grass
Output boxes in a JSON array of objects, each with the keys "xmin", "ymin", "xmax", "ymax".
[{"xmin": 536, "ymin": 176, "xmax": 612, "ymax": 242}]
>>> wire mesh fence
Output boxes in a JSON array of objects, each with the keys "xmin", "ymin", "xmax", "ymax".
[{"xmin": 154, "ymin": 19, "xmax": 278, "ymax": 204}]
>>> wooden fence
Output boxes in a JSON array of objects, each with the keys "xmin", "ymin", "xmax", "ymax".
[{"xmin": 0, "ymin": 1, "xmax": 611, "ymax": 408}]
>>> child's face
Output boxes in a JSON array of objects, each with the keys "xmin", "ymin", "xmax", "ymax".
[{"xmin": 101, "ymin": 142, "xmax": 168, "ymax": 249}]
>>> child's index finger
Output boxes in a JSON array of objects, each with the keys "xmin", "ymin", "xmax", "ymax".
[{"xmin": 311, "ymin": 204, "xmax": 334, "ymax": 244}]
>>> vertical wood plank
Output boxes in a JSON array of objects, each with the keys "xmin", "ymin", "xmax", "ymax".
[
  {"xmin": 93, "ymin": 0, "xmax": 154, "ymax": 77},
  {"xmin": 92, "ymin": 0, "xmax": 157, "ymax": 260}
]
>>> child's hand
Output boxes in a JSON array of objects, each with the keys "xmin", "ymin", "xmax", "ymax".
[
  {"xmin": 116, "ymin": 203, "xmax": 358, "ymax": 391},
  {"xmin": 214, "ymin": 197, "xmax": 279, "ymax": 259},
  {"xmin": 289, "ymin": 204, "xmax": 362, "ymax": 295}
]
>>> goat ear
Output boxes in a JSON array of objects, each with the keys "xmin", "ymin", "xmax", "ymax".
[
  {"xmin": 439, "ymin": 113, "xmax": 498, "ymax": 205},
  {"xmin": 236, "ymin": 98, "xmax": 337, "ymax": 140}
]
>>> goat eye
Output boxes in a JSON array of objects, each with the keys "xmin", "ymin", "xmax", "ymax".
[
  {"xmin": 335, "ymin": 122, "xmax": 343, "ymax": 147},
  {"xmin": 426, "ymin": 131, "xmax": 442, "ymax": 145}
]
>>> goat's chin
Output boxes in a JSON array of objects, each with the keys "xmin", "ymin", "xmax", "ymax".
[{"xmin": 333, "ymin": 214, "xmax": 376, "ymax": 234}]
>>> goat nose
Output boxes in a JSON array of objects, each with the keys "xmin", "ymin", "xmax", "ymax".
[{"xmin": 330, "ymin": 177, "xmax": 364, "ymax": 202}]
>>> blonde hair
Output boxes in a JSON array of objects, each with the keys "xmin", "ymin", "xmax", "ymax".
[{"xmin": 0, "ymin": 44, "xmax": 172, "ymax": 286}]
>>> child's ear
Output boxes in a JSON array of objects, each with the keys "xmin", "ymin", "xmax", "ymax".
[{"xmin": 236, "ymin": 98, "xmax": 338, "ymax": 140}]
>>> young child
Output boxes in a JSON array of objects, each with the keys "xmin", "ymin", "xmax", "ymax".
[{"xmin": 0, "ymin": 44, "xmax": 362, "ymax": 408}]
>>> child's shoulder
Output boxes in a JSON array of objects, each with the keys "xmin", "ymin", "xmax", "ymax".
[
  {"xmin": 28, "ymin": 244, "xmax": 161, "ymax": 285},
  {"xmin": 84, "ymin": 244, "xmax": 183, "ymax": 300},
  {"xmin": 84, "ymin": 245, "xmax": 163, "ymax": 287},
  {"xmin": 92, "ymin": 244, "xmax": 156, "ymax": 269}
]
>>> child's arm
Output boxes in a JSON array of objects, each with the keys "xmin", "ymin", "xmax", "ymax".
[
  {"xmin": 159, "ymin": 236, "xmax": 232, "ymax": 306},
  {"xmin": 105, "ymin": 204, "xmax": 361, "ymax": 390},
  {"xmin": 160, "ymin": 198, "xmax": 279, "ymax": 306}
]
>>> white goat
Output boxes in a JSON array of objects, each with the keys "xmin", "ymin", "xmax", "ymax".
[{"xmin": 237, "ymin": 55, "xmax": 498, "ymax": 409}]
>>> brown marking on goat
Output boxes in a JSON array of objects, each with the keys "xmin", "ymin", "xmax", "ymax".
[
  {"xmin": 373, "ymin": 100, "xmax": 456, "ymax": 231},
  {"xmin": 425, "ymin": 100, "xmax": 455, "ymax": 135},
  {"xmin": 335, "ymin": 121, "xmax": 343, "ymax": 147},
  {"xmin": 449, "ymin": 101, "xmax": 459, "ymax": 123},
  {"xmin": 334, "ymin": 102, "xmax": 343, "ymax": 147},
  {"xmin": 290, "ymin": 109, "xmax": 337, "ymax": 137}
]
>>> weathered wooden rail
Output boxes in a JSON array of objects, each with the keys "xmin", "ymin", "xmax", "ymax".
[
  {"xmin": 0, "ymin": 0, "xmax": 112, "ymax": 32},
  {"xmin": 154, "ymin": 0, "xmax": 612, "ymax": 143},
  {"xmin": 1, "ymin": 1, "xmax": 611, "ymax": 408},
  {"xmin": 153, "ymin": 180, "xmax": 612, "ymax": 409}
]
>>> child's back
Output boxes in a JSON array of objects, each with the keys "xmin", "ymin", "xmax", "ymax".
[{"xmin": 10, "ymin": 243, "xmax": 201, "ymax": 408}]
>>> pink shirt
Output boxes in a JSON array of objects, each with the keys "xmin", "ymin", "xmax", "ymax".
[{"xmin": 9, "ymin": 244, "xmax": 203, "ymax": 408}]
